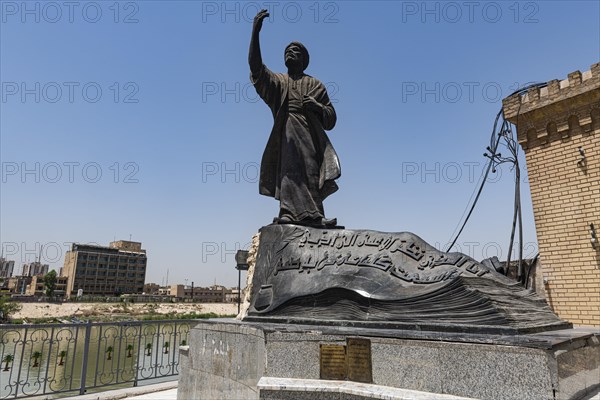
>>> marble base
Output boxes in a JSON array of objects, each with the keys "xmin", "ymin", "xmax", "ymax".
[{"xmin": 177, "ymin": 319, "xmax": 600, "ymax": 400}]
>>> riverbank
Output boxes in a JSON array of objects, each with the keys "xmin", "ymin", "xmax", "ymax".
[{"xmin": 12, "ymin": 302, "xmax": 238, "ymax": 323}]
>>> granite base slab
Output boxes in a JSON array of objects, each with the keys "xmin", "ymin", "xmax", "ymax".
[
  {"xmin": 257, "ymin": 377, "xmax": 475, "ymax": 400},
  {"xmin": 177, "ymin": 319, "xmax": 600, "ymax": 400}
]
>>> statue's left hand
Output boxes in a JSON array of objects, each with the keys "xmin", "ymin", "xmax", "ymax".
[{"xmin": 302, "ymin": 95, "xmax": 323, "ymax": 114}]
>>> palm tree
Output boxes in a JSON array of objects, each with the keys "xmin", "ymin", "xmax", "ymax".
[
  {"xmin": 2, "ymin": 354, "xmax": 13, "ymax": 371},
  {"xmin": 126, "ymin": 344, "xmax": 134, "ymax": 358},
  {"xmin": 145, "ymin": 343, "xmax": 152, "ymax": 356},
  {"xmin": 106, "ymin": 346, "xmax": 114, "ymax": 361},
  {"xmin": 32, "ymin": 351, "xmax": 42, "ymax": 367},
  {"xmin": 58, "ymin": 350, "xmax": 67, "ymax": 366}
]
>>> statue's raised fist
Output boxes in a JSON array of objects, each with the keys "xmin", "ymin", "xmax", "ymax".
[{"xmin": 253, "ymin": 9, "xmax": 270, "ymax": 32}]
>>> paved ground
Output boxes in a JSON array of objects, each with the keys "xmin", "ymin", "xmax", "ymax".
[
  {"xmin": 93, "ymin": 385, "xmax": 600, "ymax": 400},
  {"xmin": 61, "ymin": 380, "xmax": 600, "ymax": 400},
  {"xmin": 584, "ymin": 391, "xmax": 600, "ymax": 400},
  {"xmin": 112, "ymin": 388, "xmax": 600, "ymax": 400},
  {"xmin": 60, "ymin": 382, "xmax": 178, "ymax": 400},
  {"xmin": 127, "ymin": 388, "xmax": 177, "ymax": 400}
]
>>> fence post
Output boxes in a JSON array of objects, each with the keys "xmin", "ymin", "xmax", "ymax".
[
  {"xmin": 133, "ymin": 322, "xmax": 143, "ymax": 387},
  {"xmin": 79, "ymin": 321, "xmax": 93, "ymax": 395}
]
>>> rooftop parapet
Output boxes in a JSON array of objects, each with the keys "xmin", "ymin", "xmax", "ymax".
[
  {"xmin": 501, "ymin": 62, "xmax": 600, "ymax": 148},
  {"xmin": 503, "ymin": 62, "xmax": 600, "ymax": 120}
]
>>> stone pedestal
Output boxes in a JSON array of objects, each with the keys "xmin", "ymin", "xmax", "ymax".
[{"xmin": 177, "ymin": 319, "xmax": 599, "ymax": 400}]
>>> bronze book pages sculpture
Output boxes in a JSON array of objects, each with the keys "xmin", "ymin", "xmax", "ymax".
[{"xmin": 243, "ymin": 225, "xmax": 571, "ymax": 334}]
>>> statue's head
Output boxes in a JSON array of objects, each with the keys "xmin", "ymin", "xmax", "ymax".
[{"xmin": 285, "ymin": 42, "xmax": 309, "ymax": 72}]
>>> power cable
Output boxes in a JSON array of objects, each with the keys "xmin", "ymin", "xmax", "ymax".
[{"xmin": 446, "ymin": 82, "xmax": 548, "ymax": 281}]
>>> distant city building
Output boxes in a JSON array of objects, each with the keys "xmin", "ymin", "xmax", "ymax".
[
  {"xmin": 22, "ymin": 261, "xmax": 49, "ymax": 277},
  {"xmin": 0, "ymin": 258, "xmax": 15, "ymax": 278},
  {"xmin": 62, "ymin": 241, "xmax": 147, "ymax": 298},
  {"xmin": 165, "ymin": 284, "xmax": 236, "ymax": 302},
  {"xmin": 226, "ymin": 288, "xmax": 240, "ymax": 303},
  {"xmin": 143, "ymin": 283, "xmax": 160, "ymax": 295},
  {"xmin": 25, "ymin": 275, "xmax": 69, "ymax": 297},
  {"xmin": 5, "ymin": 276, "xmax": 33, "ymax": 295}
]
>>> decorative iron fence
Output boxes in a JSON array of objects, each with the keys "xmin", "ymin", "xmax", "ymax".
[{"xmin": 0, "ymin": 320, "xmax": 193, "ymax": 399}]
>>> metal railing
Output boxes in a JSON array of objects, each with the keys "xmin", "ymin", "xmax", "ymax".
[{"xmin": 0, "ymin": 320, "xmax": 193, "ymax": 399}]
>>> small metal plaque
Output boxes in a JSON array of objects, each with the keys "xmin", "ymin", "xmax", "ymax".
[
  {"xmin": 346, "ymin": 338, "xmax": 372, "ymax": 383},
  {"xmin": 320, "ymin": 344, "xmax": 347, "ymax": 380}
]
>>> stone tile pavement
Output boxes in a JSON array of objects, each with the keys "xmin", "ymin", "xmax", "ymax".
[
  {"xmin": 127, "ymin": 388, "xmax": 177, "ymax": 400},
  {"xmin": 60, "ymin": 380, "xmax": 600, "ymax": 400},
  {"xmin": 60, "ymin": 382, "xmax": 177, "ymax": 400}
]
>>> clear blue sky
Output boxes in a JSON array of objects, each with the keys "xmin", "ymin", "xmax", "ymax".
[{"xmin": 1, "ymin": 1, "xmax": 599, "ymax": 287}]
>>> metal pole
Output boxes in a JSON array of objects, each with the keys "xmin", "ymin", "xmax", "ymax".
[
  {"xmin": 133, "ymin": 322, "xmax": 143, "ymax": 387},
  {"xmin": 79, "ymin": 321, "xmax": 92, "ymax": 395},
  {"xmin": 237, "ymin": 268, "xmax": 241, "ymax": 314}
]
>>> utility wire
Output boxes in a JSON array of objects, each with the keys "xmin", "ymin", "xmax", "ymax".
[
  {"xmin": 446, "ymin": 83, "xmax": 548, "ymax": 281},
  {"xmin": 446, "ymin": 110, "xmax": 503, "ymax": 253}
]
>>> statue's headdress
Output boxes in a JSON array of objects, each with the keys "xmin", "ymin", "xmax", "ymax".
[{"xmin": 285, "ymin": 41, "xmax": 309, "ymax": 71}]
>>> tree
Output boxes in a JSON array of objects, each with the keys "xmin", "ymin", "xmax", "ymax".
[
  {"xmin": 2, "ymin": 354, "xmax": 13, "ymax": 371},
  {"xmin": 0, "ymin": 296, "xmax": 21, "ymax": 323},
  {"xmin": 43, "ymin": 270, "xmax": 58, "ymax": 298},
  {"xmin": 126, "ymin": 344, "xmax": 134, "ymax": 358},
  {"xmin": 32, "ymin": 351, "xmax": 42, "ymax": 367},
  {"xmin": 58, "ymin": 350, "xmax": 67, "ymax": 366}
]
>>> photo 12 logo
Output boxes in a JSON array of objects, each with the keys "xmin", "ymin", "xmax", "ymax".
[
  {"xmin": 201, "ymin": 242, "xmax": 252, "ymax": 263},
  {"xmin": 400, "ymin": 162, "xmax": 530, "ymax": 184},
  {"xmin": 201, "ymin": 1, "xmax": 340, "ymax": 24},
  {"xmin": 400, "ymin": 81, "xmax": 532, "ymax": 104},
  {"xmin": 439, "ymin": 241, "xmax": 539, "ymax": 261},
  {"xmin": 1, "ymin": 1, "xmax": 140, "ymax": 24},
  {"xmin": 201, "ymin": 162, "xmax": 259, "ymax": 184},
  {"xmin": 400, "ymin": 1, "xmax": 539, "ymax": 24},
  {"xmin": 201, "ymin": 81, "xmax": 339, "ymax": 103},
  {"xmin": 1, "ymin": 82, "xmax": 140, "ymax": 104},
  {"xmin": 2, "ymin": 162, "xmax": 140, "ymax": 184},
  {"xmin": 1, "ymin": 242, "xmax": 101, "ymax": 264}
]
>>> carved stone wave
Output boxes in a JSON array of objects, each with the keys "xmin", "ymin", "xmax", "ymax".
[{"xmin": 242, "ymin": 225, "xmax": 571, "ymax": 333}]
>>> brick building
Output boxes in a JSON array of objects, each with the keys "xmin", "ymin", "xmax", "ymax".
[{"xmin": 502, "ymin": 62, "xmax": 600, "ymax": 326}]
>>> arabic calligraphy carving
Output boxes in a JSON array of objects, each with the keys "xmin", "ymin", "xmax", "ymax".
[{"xmin": 271, "ymin": 229, "xmax": 488, "ymax": 282}]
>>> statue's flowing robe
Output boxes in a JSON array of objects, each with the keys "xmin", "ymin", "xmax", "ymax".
[{"xmin": 251, "ymin": 64, "xmax": 340, "ymax": 221}]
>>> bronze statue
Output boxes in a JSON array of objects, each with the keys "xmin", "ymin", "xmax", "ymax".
[{"xmin": 249, "ymin": 9, "xmax": 340, "ymax": 228}]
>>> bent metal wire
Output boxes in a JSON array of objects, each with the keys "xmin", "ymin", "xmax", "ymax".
[{"xmin": 0, "ymin": 320, "xmax": 192, "ymax": 399}]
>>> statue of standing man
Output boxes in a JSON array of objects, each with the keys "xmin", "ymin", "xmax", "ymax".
[{"xmin": 249, "ymin": 9, "xmax": 340, "ymax": 228}]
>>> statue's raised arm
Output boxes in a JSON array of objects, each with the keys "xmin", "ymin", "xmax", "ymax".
[{"xmin": 249, "ymin": 9, "xmax": 269, "ymax": 78}]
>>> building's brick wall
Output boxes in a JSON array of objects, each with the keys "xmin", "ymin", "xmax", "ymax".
[{"xmin": 502, "ymin": 62, "xmax": 600, "ymax": 326}]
